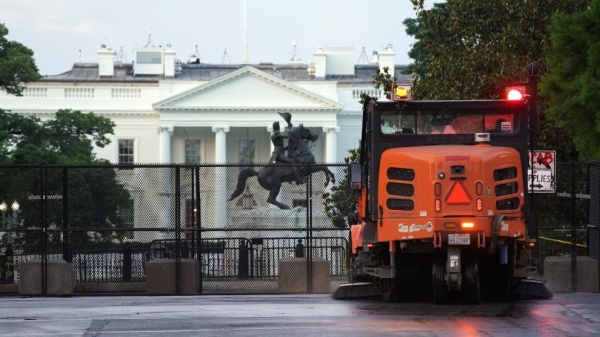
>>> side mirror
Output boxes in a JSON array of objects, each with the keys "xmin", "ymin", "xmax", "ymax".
[{"xmin": 348, "ymin": 163, "xmax": 362, "ymax": 190}]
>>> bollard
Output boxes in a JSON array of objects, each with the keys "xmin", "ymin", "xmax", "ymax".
[
  {"xmin": 123, "ymin": 242, "xmax": 132, "ymax": 282},
  {"xmin": 238, "ymin": 240, "xmax": 249, "ymax": 279},
  {"xmin": 295, "ymin": 239, "xmax": 305, "ymax": 258}
]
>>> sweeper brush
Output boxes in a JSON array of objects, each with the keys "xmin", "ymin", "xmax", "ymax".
[
  {"xmin": 332, "ymin": 282, "xmax": 381, "ymax": 300},
  {"xmin": 512, "ymin": 278, "xmax": 553, "ymax": 300}
]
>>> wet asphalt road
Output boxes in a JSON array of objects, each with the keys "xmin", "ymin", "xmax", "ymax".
[{"xmin": 0, "ymin": 293, "xmax": 597, "ymax": 337}]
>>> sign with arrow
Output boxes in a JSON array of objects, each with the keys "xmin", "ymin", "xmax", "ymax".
[{"xmin": 527, "ymin": 150, "xmax": 556, "ymax": 193}]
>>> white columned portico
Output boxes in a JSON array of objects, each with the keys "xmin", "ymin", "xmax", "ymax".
[
  {"xmin": 323, "ymin": 126, "xmax": 340, "ymax": 163},
  {"xmin": 212, "ymin": 126, "xmax": 230, "ymax": 237},
  {"xmin": 158, "ymin": 126, "xmax": 174, "ymax": 163}
]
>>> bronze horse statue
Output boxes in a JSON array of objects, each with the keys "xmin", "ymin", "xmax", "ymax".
[{"xmin": 228, "ymin": 125, "xmax": 336, "ymax": 209}]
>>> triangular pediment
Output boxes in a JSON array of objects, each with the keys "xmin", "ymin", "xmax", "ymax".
[{"xmin": 153, "ymin": 66, "xmax": 342, "ymax": 111}]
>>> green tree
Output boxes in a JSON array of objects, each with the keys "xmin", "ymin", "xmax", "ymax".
[
  {"xmin": 0, "ymin": 23, "xmax": 40, "ymax": 96},
  {"xmin": 540, "ymin": 0, "xmax": 600, "ymax": 160},
  {"xmin": 322, "ymin": 148, "xmax": 360, "ymax": 228},
  {"xmin": 405, "ymin": 0, "xmax": 587, "ymax": 100},
  {"xmin": 0, "ymin": 110, "xmax": 132, "ymax": 248},
  {"xmin": 403, "ymin": 0, "xmax": 585, "ymax": 161}
]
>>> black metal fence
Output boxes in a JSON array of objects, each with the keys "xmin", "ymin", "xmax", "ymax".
[
  {"xmin": 0, "ymin": 163, "xmax": 349, "ymax": 296},
  {"xmin": 0, "ymin": 161, "xmax": 598, "ymax": 296},
  {"xmin": 535, "ymin": 162, "xmax": 600, "ymax": 293}
]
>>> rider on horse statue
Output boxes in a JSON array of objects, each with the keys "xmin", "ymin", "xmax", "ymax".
[{"xmin": 269, "ymin": 112, "xmax": 306, "ymax": 184}]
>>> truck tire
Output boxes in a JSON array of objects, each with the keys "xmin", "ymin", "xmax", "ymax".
[
  {"xmin": 462, "ymin": 256, "xmax": 481, "ymax": 304},
  {"xmin": 432, "ymin": 253, "xmax": 448, "ymax": 304}
]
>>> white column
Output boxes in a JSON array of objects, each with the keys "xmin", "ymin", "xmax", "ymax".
[
  {"xmin": 212, "ymin": 126, "xmax": 229, "ymax": 163},
  {"xmin": 157, "ymin": 126, "xmax": 174, "ymax": 239},
  {"xmin": 158, "ymin": 126, "xmax": 173, "ymax": 163},
  {"xmin": 212, "ymin": 126, "xmax": 230, "ymax": 237},
  {"xmin": 323, "ymin": 126, "xmax": 340, "ymax": 163}
]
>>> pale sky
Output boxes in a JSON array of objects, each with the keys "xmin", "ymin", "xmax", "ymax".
[{"xmin": 0, "ymin": 0, "xmax": 439, "ymax": 76}]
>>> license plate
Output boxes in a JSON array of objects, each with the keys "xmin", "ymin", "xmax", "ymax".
[{"xmin": 448, "ymin": 234, "xmax": 470, "ymax": 245}]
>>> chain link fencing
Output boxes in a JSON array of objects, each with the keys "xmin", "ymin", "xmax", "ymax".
[
  {"xmin": 536, "ymin": 162, "xmax": 599, "ymax": 293},
  {"xmin": 0, "ymin": 163, "xmax": 350, "ymax": 296},
  {"xmin": 1, "ymin": 161, "xmax": 599, "ymax": 296}
]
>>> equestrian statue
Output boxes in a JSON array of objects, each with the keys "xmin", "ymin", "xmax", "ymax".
[{"xmin": 228, "ymin": 112, "xmax": 336, "ymax": 210}]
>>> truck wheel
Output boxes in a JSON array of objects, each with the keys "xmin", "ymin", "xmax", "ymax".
[
  {"xmin": 462, "ymin": 256, "xmax": 481, "ymax": 304},
  {"xmin": 432, "ymin": 253, "xmax": 448, "ymax": 304}
]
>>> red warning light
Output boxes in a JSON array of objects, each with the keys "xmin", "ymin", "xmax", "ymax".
[
  {"xmin": 505, "ymin": 86, "xmax": 527, "ymax": 101},
  {"xmin": 445, "ymin": 181, "xmax": 471, "ymax": 204}
]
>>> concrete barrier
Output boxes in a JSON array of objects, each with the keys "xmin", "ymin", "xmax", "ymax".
[
  {"xmin": 19, "ymin": 259, "xmax": 74, "ymax": 296},
  {"xmin": 544, "ymin": 256, "xmax": 599, "ymax": 292},
  {"xmin": 278, "ymin": 257, "xmax": 330, "ymax": 293},
  {"xmin": 146, "ymin": 258, "xmax": 199, "ymax": 295}
]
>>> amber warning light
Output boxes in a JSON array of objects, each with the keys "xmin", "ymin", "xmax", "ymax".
[{"xmin": 393, "ymin": 85, "xmax": 412, "ymax": 101}]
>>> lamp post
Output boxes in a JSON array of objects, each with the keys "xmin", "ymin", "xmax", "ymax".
[{"xmin": 0, "ymin": 201, "xmax": 20, "ymax": 244}]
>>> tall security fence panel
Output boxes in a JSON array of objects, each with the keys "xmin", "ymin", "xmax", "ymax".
[
  {"xmin": 5, "ymin": 162, "xmax": 597, "ymax": 297},
  {"xmin": 536, "ymin": 162, "xmax": 598, "ymax": 293},
  {"xmin": 0, "ymin": 163, "xmax": 350, "ymax": 296}
]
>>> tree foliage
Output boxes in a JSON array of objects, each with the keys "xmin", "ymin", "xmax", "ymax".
[
  {"xmin": 0, "ymin": 109, "xmax": 132, "ymax": 248},
  {"xmin": 0, "ymin": 109, "xmax": 115, "ymax": 164},
  {"xmin": 404, "ymin": 0, "xmax": 586, "ymax": 161},
  {"xmin": 0, "ymin": 23, "xmax": 40, "ymax": 96},
  {"xmin": 322, "ymin": 148, "xmax": 360, "ymax": 228},
  {"xmin": 405, "ymin": 0, "xmax": 587, "ymax": 100},
  {"xmin": 540, "ymin": 0, "xmax": 600, "ymax": 160},
  {"xmin": 359, "ymin": 66, "xmax": 396, "ymax": 105}
]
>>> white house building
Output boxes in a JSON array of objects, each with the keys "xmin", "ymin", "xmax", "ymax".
[
  {"xmin": 0, "ymin": 43, "xmax": 412, "ymax": 240},
  {"xmin": 0, "ymin": 43, "xmax": 411, "ymax": 165}
]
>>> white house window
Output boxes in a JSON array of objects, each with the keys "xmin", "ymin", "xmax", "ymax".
[
  {"xmin": 185, "ymin": 139, "xmax": 201, "ymax": 164},
  {"xmin": 239, "ymin": 139, "xmax": 255, "ymax": 165},
  {"xmin": 118, "ymin": 139, "xmax": 135, "ymax": 165}
]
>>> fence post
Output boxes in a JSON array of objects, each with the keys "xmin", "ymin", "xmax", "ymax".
[
  {"xmin": 123, "ymin": 242, "xmax": 132, "ymax": 282},
  {"xmin": 295, "ymin": 239, "xmax": 305, "ymax": 258},
  {"xmin": 238, "ymin": 240, "xmax": 249, "ymax": 279},
  {"xmin": 4, "ymin": 245, "xmax": 13, "ymax": 284},
  {"xmin": 589, "ymin": 162, "xmax": 600, "ymax": 292}
]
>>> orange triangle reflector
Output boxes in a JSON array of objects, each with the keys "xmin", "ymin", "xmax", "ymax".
[{"xmin": 446, "ymin": 181, "xmax": 471, "ymax": 204}]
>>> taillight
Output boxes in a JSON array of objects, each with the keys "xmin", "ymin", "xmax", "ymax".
[
  {"xmin": 462, "ymin": 222, "xmax": 475, "ymax": 229},
  {"xmin": 476, "ymin": 198, "xmax": 483, "ymax": 211},
  {"xmin": 435, "ymin": 199, "xmax": 441, "ymax": 212}
]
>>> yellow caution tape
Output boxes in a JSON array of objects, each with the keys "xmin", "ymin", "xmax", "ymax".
[{"xmin": 539, "ymin": 236, "xmax": 587, "ymax": 248}]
